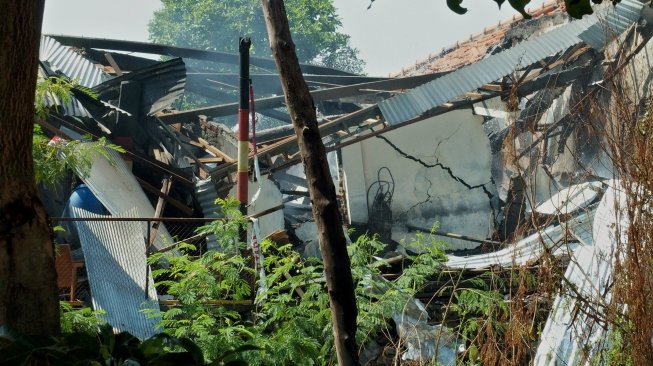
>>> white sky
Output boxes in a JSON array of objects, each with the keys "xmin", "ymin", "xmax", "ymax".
[{"xmin": 42, "ymin": 0, "xmax": 545, "ymax": 76}]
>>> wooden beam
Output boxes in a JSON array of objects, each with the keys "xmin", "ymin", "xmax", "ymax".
[
  {"xmin": 104, "ymin": 52, "xmax": 123, "ymax": 76},
  {"xmin": 465, "ymin": 91, "xmax": 485, "ymax": 98},
  {"xmin": 152, "ymin": 148, "xmax": 170, "ymax": 165},
  {"xmin": 197, "ymin": 137, "xmax": 236, "ymax": 163},
  {"xmin": 209, "ymin": 105, "xmax": 380, "ymax": 179},
  {"xmin": 148, "ymin": 177, "xmax": 172, "ymax": 248},
  {"xmin": 153, "ymin": 117, "xmax": 212, "ymax": 175},
  {"xmin": 480, "ymin": 83, "xmax": 502, "ymax": 92},
  {"xmin": 157, "ymin": 72, "xmax": 445, "ymax": 123},
  {"xmin": 196, "ymin": 157, "xmax": 224, "ymax": 164},
  {"xmin": 136, "ymin": 177, "xmax": 193, "ymax": 216}
]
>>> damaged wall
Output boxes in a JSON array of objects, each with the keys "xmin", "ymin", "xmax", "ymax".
[{"xmin": 343, "ymin": 109, "xmax": 497, "ymax": 250}]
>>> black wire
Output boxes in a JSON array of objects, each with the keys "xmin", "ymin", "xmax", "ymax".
[{"xmin": 366, "ymin": 167, "xmax": 394, "ymax": 222}]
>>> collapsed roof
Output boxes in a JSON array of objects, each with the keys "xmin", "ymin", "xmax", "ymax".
[{"xmin": 38, "ymin": 0, "xmax": 652, "ymax": 362}]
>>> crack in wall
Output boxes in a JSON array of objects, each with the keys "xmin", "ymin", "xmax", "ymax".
[
  {"xmin": 400, "ymin": 175, "xmax": 434, "ymax": 221},
  {"xmin": 376, "ymin": 135, "xmax": 499, "ymax": 225}
]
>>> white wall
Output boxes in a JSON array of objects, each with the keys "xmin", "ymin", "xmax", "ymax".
[{"xmin": 342, "ymin": 109, "xmax": 497, "ymax": 250}]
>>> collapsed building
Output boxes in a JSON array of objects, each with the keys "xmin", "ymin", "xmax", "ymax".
[{"xmin": 39, "ymin": 0, "xmax": 653, "ymax": 363}]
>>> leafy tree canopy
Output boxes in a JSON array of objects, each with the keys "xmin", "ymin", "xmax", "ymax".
[{"xmin": 148, "ymin": 0, "xmax": 364, "ymax": 73}]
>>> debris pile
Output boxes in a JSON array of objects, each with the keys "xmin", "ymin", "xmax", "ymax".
[{"xmin": 39, "ymin": 0, "xmax": 653, "ymax": 362}]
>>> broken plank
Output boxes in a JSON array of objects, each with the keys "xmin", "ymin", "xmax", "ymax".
[
  {"xmin": 148, "ymin": 177, "xmax": 172, "ymax": 248},
  {"xmin": 465, "ymin": 91, "xmax": 485, "ymax": 98},
  {"xmin": 104, "ymin": 52, "xmax": 124, "ymax": 76},
  {"xmin": 152, "ymin": 148, "xmax": 170, "ymax": 165},
  {"xmin": 187, "ymin": 140, "xmax": 204, "ymax": 148},
  {"xmin": 480, "ymin": 83, "xmax": 502, "ymax": 92},
  {"xmin": 197, "ymin": 137, "xmax": 236, "ymax": 163},
  {"xmin": 196, "ymin": 157, "xmax": 224, "ymax": 164}
]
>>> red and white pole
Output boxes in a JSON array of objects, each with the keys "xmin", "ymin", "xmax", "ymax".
[{"xmin": 237, "ymin": 37, "xmax": 251, "ymax": 225}]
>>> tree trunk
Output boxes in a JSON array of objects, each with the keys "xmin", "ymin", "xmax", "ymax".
[
  {"xmin": 259, "ymin": 1, "xmax": 359, "ymax": 364},
  {"xmin": 0, "ymin": 0, "xmax": 60, "ymax": 335}
]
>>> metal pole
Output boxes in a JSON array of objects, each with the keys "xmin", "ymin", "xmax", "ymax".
[
  {"xmin": 145, "ymin": 220, "xmax": 151, "ymax": 299},
  {"xmin": 237, "ymin": 37, "xmax": 251, "ymax": 243}
]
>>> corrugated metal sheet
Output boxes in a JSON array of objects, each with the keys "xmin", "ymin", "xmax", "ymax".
[
  {"xmin": 534, "ymin": 181, "xmax": 627, "ymax": 365},
  {"xmin": 73, "ymin": 207, "xmax": 160, "ymax": 339},
  {"xmin": 445, "ymin": 207, "xmax": 593, "ymax": 269},
  {"xmin": 379, "ymin": 0, "xmax": 643, "ymax": 125},
  {"xmin": 92, "ymin": 58, "xmax": 186, "ymax": 117},
  {"xmin": 39, "ymin": 36, "xmax": 110, "ymax": 88},
  {"xmin": 579, "ymin": 0, "xmax": 643, "ymax": 49},
  {"xmin": 195, "ymin": 178, "xmax": 220, "ymax": 249},
  {"xmin": 38, "ymin": 63, "xmax": 94, "ymax": 119},
  {"xmin": 39, "ymin": 36, "xmax": 116, "ymax": 119},
  {"xmin": 531, "ymin": 181, "xmax": 602, "ymax": 215},
  {"xmin": 80, "ymin": 146, "xmax": 173, "ymax": 249}
]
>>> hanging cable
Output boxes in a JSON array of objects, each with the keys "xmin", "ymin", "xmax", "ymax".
[
  {"xmin": 366, "ymin": 167, "xmax": 394, "ymax": 243},
  {"xmin": 248, "ymin": 79, "xmax": 262, "ymax": 194},
  {"xmin": 249, "ymin": 80, "xmax": 258, "ymax": 156}
]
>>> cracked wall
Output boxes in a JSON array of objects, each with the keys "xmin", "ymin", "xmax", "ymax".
[{"xmin": 342, "ymin": 109, "xmax": 497, "ymax": 250}]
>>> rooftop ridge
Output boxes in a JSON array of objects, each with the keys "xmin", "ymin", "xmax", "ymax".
[{"xmin": 389, "ymin": 0, "xmax": 563, "ymax": 77}]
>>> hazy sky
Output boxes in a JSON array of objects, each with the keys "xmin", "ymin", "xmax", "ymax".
[{"xmin": 42, "ymin": 0, "xmax": 545, "ymax": 76}]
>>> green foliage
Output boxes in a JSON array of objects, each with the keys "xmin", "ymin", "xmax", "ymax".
[
  {"xmin": 196, "ymin": 197, "xmax": 249, "ymax": 253},
  {"xmin": 35, "ymin": 76, "xmax": 98, "ymax": 120},
  {"xmin": 59, "ymin": 302, "xmax": 106, "ymax": 335},
  {"xmin": 450, "ymin": 288, "xmax": 510, "ymax": 364},
  {"xmin": 352, "ymin": 232, "xmax": 446, "ymax": 347},
  {"xmin": 148, "ymin": 0, "xmax": 364, "ymax": 73},
  {"xmin": 147, "ymin": 199, "xmax": 257, "ymax": 362},
  {"xmin": 596, "ymin": 322, "xmax": 634, "ymax": 366},
  {"xmin": 35, "ymin": 76, "xmax": 74, "ymax": 120},
  {"xmin": 32, "ymin": 124, "xmax": 125, "ymax": 187},
  {"xmin": 4, "ymin": 300, "xmax": 253, "ymax": 365},
  {"xmin": 0, "ymin": 323, "xmax": 240, "ymax": 366},
  {"xmin": 33, "ymin": 77, "xmax": 125, "ymax": 187},
  {"xmin": 148, "ymin": 199, "xmax": 448, "ymax": 364}
]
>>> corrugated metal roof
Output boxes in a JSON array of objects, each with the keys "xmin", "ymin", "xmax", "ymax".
[
  {"xmin": 39, "ymin": 36, "xmax": 110, "ymax": 88},
  {"xmin": 578, "ymin": 0, "xmax": 643, "ymax": 49},
  {"xmin": 531, "ymin": 181, "xmax": 602, "ymax": 215},
  {"xmin": 379, "ymin": 0, "xmax": 643, "ymax": 125},
  {"xmin": 92, "ymin": 57, "xmax": 186, "ymax": 117},
  {"xmin": 37, "ymin": 65, "xmax": 94, "ymax": 119},
  {"xmin": 79, "ymin": 146, "xmax": 173, "ymax": 249},
  {"xmin": 534, "ymin": 182, "xmax": 627, "ymax": 365},
  {"xmin": 74, "ymin": 207, "xmax": 160, "ymax": 339},
  {"xmin": 195, "ymin": 178, "xmax": 221, "ymax": 249},
  {"xmin": 39, "ymin": 36, "xmax": 115, "ymax": 119},
  {"xmin": 445, "ymin": 207, "xmax": 593, "ymax": 270}
]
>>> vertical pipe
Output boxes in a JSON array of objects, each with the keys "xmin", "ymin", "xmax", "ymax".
[{"xmin": 237, "ymin": 37, "xmax": 251, "ymax": 239}]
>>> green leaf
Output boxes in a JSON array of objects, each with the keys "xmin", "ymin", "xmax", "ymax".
[
  {"xmin": 565, "ymin": 0, "xmax": 596, "ymax": 19},
  {"xmin": 447, "ymin": 0, "xmax": 468, "ymax": 14},
  {"xmin": 176, "ymin": 337, "xmax": 205, "ymax": 364},
  {"xmin": 508, "ymin": 0, "xmax": 532, "ymax": 19},
  {"xmin": 139, "ymin": 333, "xmax": 169, "ymax": 359}
]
